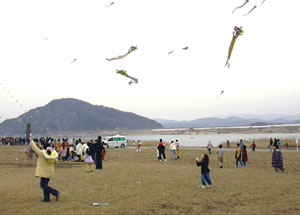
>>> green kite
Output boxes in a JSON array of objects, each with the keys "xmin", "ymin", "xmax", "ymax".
[{"xmin": 116, "ymin": 70, "xmax": 138, "ymax": 85}]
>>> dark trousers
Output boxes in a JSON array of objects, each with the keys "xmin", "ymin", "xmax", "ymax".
[
  {"xmin": 40, "ymin": 177, "xmax": 58, "ymax": 201},
  {"xmin": 158, "ymin": 150, "xmax": 166, "ymax": 160},
  {"xmin": 95, "ymin": 152, "xmax": 103, "ymax": 169}
]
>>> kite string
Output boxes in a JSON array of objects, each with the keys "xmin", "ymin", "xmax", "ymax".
[{"xmin": 0, "ymin": 83, "xmax": 28, "ymax": 120}]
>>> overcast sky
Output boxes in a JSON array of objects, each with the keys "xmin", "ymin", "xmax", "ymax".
[{"xmin": 0, "ymin": 0, "xmax": 300, "ymax": 122}]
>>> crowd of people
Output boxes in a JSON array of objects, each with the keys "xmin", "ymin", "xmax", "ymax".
[
  {"xmin": 21, "ymin": 136, "xmax": 108, "ymax": 166},
  {"xmin": 1, "ymin": 135, "xmax": 288, "ymax": 199},
  {"xmin": 155, "ymin": 139, "xmax": 181, "ymax": 161},
  {"xmin": 0, "ymin": 137, "xmax": 26, "ymax": 145}
]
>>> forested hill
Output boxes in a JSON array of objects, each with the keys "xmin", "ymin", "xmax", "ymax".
[{"xmin": 0, "ymin": 98, "xmax": 162, "ymax": 136}]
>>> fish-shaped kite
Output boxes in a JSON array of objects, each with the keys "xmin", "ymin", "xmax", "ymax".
[
  {"xmin": 106, "ymin": 46, "xmax": 137, "ymax": 61},
  {"xmin": 116, "ymin": 70, "xmax": 138, "ymax": 85},
  {"xmin": 182, "ymin": 46, "xmax": 188, "ymax": 50},
  {"xmin": 244, "ymin": 5, "xmax": 257, "ymax": 16},
  {"xmin": 168, "ymin": 50, "xmax": 174, "ymax": 54},
  {"xmin": 232, "ymin": 0, "xmax": 249, "ymax": 13},
  {"xmin": 225, "ymin": 26, "xmax": 243, "ymax": 68}
]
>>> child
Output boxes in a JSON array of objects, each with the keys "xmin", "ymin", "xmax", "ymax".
[
  {"xmin": 169, "ymin": 141, "xmax": 177, "ymax": 160},
  {"xmin": 216, "ymin": 144, "xmax": 224, "ymax": 168},
  {"xmin": 235, "ymin": 143, "xmax": 243, "ymax": 168},
  {"xmin": 272, "ymin": 145, "xmax": 284, "ymax": 173},
  {"xmin": 207, "ymin": 141, "xmax": 213, "ymax": 154},
  {"xmin": 251, "ymin": 142, "xmax": 256, "ymax": 152},
  {"xmin": 242, "ymin": 145, "xmax": 248, "ymax": 168},
  {"xmin": 85, "ymin": 148, "xmax": 94, "ymax": 172},
  {"xmin": 136, "ymin": 140, "xmax": 142, "ymax": 152},
  {"xmin": 196, "ymin": 154, "xmax": 212, "ymax": 188},
  {"xmin": 176, "ymin": 140, "xmax": 181, "ymax": 159}
]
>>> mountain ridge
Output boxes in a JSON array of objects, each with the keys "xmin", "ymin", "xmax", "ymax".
[
  {"xmin": 0, "ymin": 98, "xmax": 162, "ymax": 136},
  {"xmin": 155, "ymin": 114, "xmax": 300, "ymax": 128}
]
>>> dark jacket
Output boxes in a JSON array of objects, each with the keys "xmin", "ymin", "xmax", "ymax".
[
  {"xmin": 157, "ymin": 143, "xmax": 165, "ymax": 151},
  {"xmin": 196, "ymin": 157, "xmax": 210, "ymax": 174},
  {"xmin": 272, "ymin": 150, "xmax": 283, "ymax": 168}
]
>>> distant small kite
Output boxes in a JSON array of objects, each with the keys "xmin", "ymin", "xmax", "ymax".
[
  {"xmin": 260, "ymin": 0, "xmax": 266, "ymax": 6},
  {"xmin": 182, "ymin": 46, "xmax": 188, "ymax": 50},
  {"xmin": 116, "ymin": 70, "xmax": 138, "ymax": 85},
  {"xmin": 225, "ymin": 26, "xmax": 243, "ymax": 68},
  {"xmin": 105, "ymin": 2, "xmax": 114, "ymax": 7},
  {"xmin": 217, "ymin": 91, "xmax": 224, "ymax": 98},
  {"xmin": 244, "ymin": 5, "xmax": 257, "ymax": 16},
  {"xmin": 106, "ymin": 46, "xmax": 137, "ymax": 61},
  {"xmin": 168, "ymin": 50, "xmax": 174, "ymax": 54},
  {"xmin": 232, "ymin": 0, "xmax": 249, "ymax": 13},
  {"xmin": 70, "ymin": 59, "xmax": 77, "ymax": 64}
]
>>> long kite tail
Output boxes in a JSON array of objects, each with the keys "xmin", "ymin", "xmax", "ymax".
[
  {"xmin": 225, "ymin": 36, "xmax": 237, "ymax": 68},
  {"xmin": 244, "ymin": 5, "xmax": 257, "ymax": 16},
  {"xmin": 106, "ymin": 46, "xmax": 136, "ymax": 61},
  {"xmin": 127, "ymin": 75, "xmax": 138, "ymax": 84},
  {"xmin": 232, "ymin": 0, "xmax": 249, "ymax": 14},
  {"xmin": 106, "ymin": 53, "xmax": 128, "ymax": 61}
]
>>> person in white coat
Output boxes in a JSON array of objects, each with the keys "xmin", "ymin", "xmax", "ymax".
[
  {"xmin": 169, "ymin": 141, "xmax": 177, "ymax": 160},
  {"xmin": 75, "ymin": 140, "xmax": 83, "ymax": 161}
]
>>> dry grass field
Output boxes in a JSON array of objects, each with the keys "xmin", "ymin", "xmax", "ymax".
[{"xmin": 1, "ymin": 145, "xmax": 300, "ymax": 215}]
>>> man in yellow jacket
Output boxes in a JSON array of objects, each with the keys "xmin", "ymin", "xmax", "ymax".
[{"xmin": 30, "ymin": 136, "xmax": 60, "ymax": 202}]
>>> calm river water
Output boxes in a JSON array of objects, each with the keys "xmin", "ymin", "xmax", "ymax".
[{"xmin": 125, "ymin": 133, "xmax": 300, "ymax": 147}]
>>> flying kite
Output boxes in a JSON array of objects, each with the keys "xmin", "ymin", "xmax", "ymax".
[
  {"xmin": 225, "ymin": 26, "xmax": 243, "ymax": 68},
  {"xmin": 260, "ymin": 0, "xmax": 266, "ymax": 6},
  {"xmin": 105, "ymin": 2, "xmax": 114, "ymax": 7},
  {"xmin": 106, "ymin": 46, "xmax": 137, "ymax": 61},
  {"xmin": 70, "ymin": 58, "xmax": 77, "ymax": 64},
  {"xmin": 116, "ymin": 70, "xmax": 138, "ymax": 85},
  {"xmin": 244, "ymin": 5, "xmax": 257, "ymax": 16},
  {"xmin": 182, "ymin": 46, "xmax": 188, "ymax": 50},
  {"xmin": 217, "ymin": 91, "xmax": 224, "ymax": 98},
  {"xmin": 168, "ymin": 50, "xmax": 174, "ymax": 54},
  {"xmin": 232, "ymin": 0, "xmax": 249, "ymax": 13}
]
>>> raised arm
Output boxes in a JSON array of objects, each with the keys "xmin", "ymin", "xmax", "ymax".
[{"xmin": 30, "ymin": 139, "xmax": 44, "ymax": 157}]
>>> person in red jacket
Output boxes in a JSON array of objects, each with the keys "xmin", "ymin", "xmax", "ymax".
[
  {"xmin": 157, "ymin": 139, "xmax": 167, "ymax": 161},
  {"xmin": 242, "ymin": 145, "xmax": 248, "ymax": 168},
  {"xmin": 251, "ymin": 142, "xmax": 256, "ymax": 152}
]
